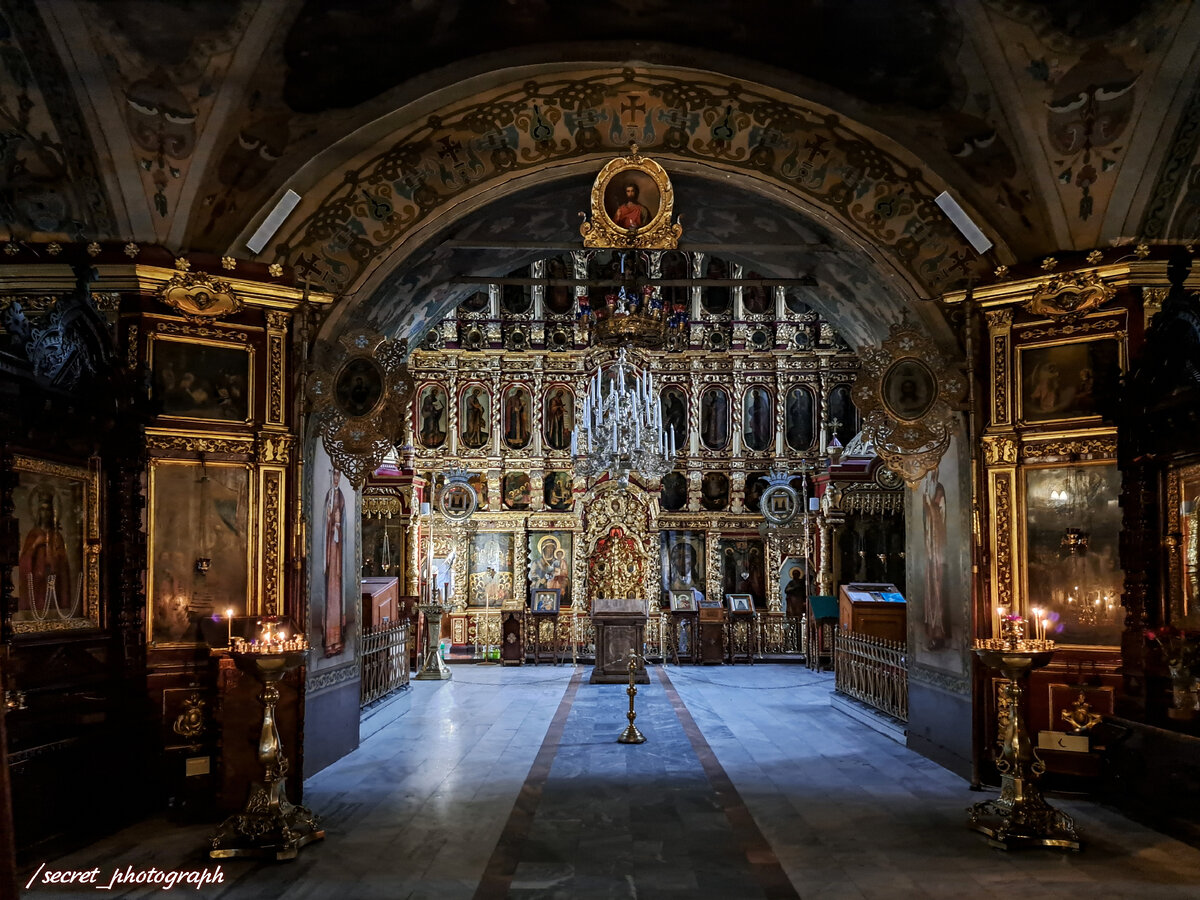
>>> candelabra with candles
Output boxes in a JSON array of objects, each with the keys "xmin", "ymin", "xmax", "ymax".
[
  {"xmin": 968, "ymin": 609, "xmax": 1079, "ymax": 850},
  {"xmin": 572, "ymin": 344, "xmax": 674, "ymax": 488},
  {"xmin": 211, "ymin": 620, "xmax": 322, "ymax": 860}
]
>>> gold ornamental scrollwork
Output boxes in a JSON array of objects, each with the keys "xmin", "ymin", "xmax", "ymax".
[
  {"xmin": 838, "ymin": 486, "xmax": 905, "ymax": 516},
  {"xmin": 256, "ymin": 433, "xmax": 294, "ymax": 465},
  {"xmin": 982, "ymin": 436, "xmax": 1018, "ymax": 466},
  {"xmin": 172, "ymin": 693, "xmax": 207, "ymax": 741},
  {"xmin": 1023, "ymin": 271, "xmax": 1116, "ymax": 321},
  {"xmin": 1021, "ymin": 437, "xmax": 1116, "ymax": 460},
  {"xmin": 155, "ymin": 320, "xmax": 248, "ymax": 341},
  {"xmin": 362, "ymin": 494, "xmax": 406, "ymax": 519},
  {"xmin": 160, "ymin": 270, "xmax": 243, "ymax": 321},
  {"xmin": 852, "ymin": 319, "xmax": 967, "ymax": 487},
  {"xmin": 993, "ymin": 473, "xmax": 1014, "ymax": 609},
  {"xmin": 147, "ymin": 431, "xmax": 254, "ymax": 456},
  {"xmin": 261, "ymin": 470, "xmax": 283, "ymax": 616},
  {"xmin": 581, "ymin": 481, "xmax": 657, "ymax": 610},
  {"xmin": 1016, "ymin": 317, "xmax": 1122, "ymax": 341},
  {"xmin": 308, "ymin": 328, "xmax": 414, "ymax": 489},
  {"xmin": 580, "ymin": 145, "xmax": 683, "ymax": 250}
]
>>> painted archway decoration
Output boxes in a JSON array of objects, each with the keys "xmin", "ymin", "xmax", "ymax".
[{"xmin": 270, "ymin": 67, "xmax": 988, "ymax": 300}]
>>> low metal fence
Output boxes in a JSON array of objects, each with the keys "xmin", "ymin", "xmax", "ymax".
[
  {"xmin": 360, "ymin": 621, "xmax": 410, "ymax": 708},
  {"xmin": 833, "ymin": 628, "xmax": 908, "ymax": 722}
]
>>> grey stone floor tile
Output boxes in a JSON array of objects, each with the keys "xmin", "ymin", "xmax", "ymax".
[{"xmin": 30, "ymin": 665, "xmax": 1200, "ymax": 898}]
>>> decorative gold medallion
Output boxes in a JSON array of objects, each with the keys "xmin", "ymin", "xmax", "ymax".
[
  {"xmin": 160, "ymin": 271, "xmax": 243, "ymax": 321},
  {"xmin": 852, "ymin": 318, "xmax": 967, "ymax": 486},
  {"xmin": 580, "ymin": 144, "xmax": 683, "ymax": 250},
  {"xmin": 173, "ymin": 692, "xmax": 207, "ymax": 741},
  {"xmin": 308, "ymin": 329, "xmax": 414, "ymax": 488},
  {"xmin": 1023, "ymin": 271, "xmax": 1116, "ymax": 321}
]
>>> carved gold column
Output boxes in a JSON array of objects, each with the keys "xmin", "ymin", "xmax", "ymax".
[
  {"xmin": 984, "ymin": 436, "xmax": 1020, "ymax": 619},
  {"xmin": 986, "ymin": 309, "xmax": 1014, "ymax": 430},
  {"xmin": 765, "ymin": 528, "xmax": 782, "ymax": 613},
  {"xmin": 818, "ymin": 512, "xmax": 833, "ymax": 596},
  {"xmin": 450, "ymin": 522, "xmax": 469, "ymax": 612},
  {"xmin": 255, "ymin": 434, "xmax": 292, "ymax": 616}
]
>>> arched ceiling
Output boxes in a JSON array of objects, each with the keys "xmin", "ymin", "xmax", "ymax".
[
  {"xmin": 5, "ymin": 0, "xmax": 1200, "ymax": 345},
  {"xmin": 344, "ymin": 170, "xmax": 915, "ymax": 350}
]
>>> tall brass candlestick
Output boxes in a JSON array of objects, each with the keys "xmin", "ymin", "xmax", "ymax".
[
  {"xmin": 617, "ymin": 649, "xmax": 646, "ymax": 744},
  {"xmin": 968, "ymin": 644, "xmax": 1079, "ymax": 850}
]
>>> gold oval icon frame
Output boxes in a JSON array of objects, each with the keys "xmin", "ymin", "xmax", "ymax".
[{"xmin": 581, "ymin": 145, "xmax": 682, "ymax": 250}]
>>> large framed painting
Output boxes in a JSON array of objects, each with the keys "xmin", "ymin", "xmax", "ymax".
[
  {"xmin": 660, "ymin": 385, "xmax": 688, "ymax": 447},
  {"xmin": 149, "ymin": 460, "xmax": 251, "ymax": 646},
  {"xmin": 660, "ymin": 531, "xmax": 705, "ymax": 594},
  {"xmin": 502, "ymin": 384, "xmax": 533, "ymax": 450},
  {"xmin": 660, "ymin": 472, "xmax": 687, "ymax": 511},
  {"xmin": 718, "ymin": 538, "xmax": 766, "ymax": 607},
  {"xmin": 470, "ymin": 532, "xmax": 514, "ymax": 607},
  {"xmin": 779, "ymin": 556, "xmax": 809, "ymax": 615},
  {"xmin": 1022, "ymin": 463, "xmax": 1122, "ymax": 647},
  {"xmin": 699, "ymin": 386, "xmax": 730, "ymax": 450},
  {"xmin": 742, "ymin": 386, "xmax": 773, "ymax": 452},
  {"xmin": 503, "ymin": 472, "xmax": 531, "ymax": 509},
  {"xmin": 602, "ymin": 168, "xmax": 661, "ymax": 232},
  {"xmin": 785, "ymin": 386, "xmax": 815, "ymax": 451},
  {"xmin": 416, "ymin": 383, "xmax": 449, "ymax": 448},
  {"xmin": 543, "ymin": 385, "xmax": 574, "ymax": 450},
  {"xmin": 9, "ymin": 455, "xmax": 100, "ymax": 634},
  {"xmin": 150, "ymin": 335, "xmax": 253, "ymax": 422},
  {"xmin": 309, "ymin": 448, "xmax": 358, "ymax": 669},
  {"xmin": 529, "ymin": 531, "xmax": 573, "ymax": 608},
  {"xmin": 1017, "ymin": 337, "xmax": 1121, "ymax": 424},
  {"xmin": 544, "ymin": 471, "xmax": 574, "ymax": 510},
  {"xmin": 459, "ymin": 383, "xmax": 492, "ymax": 450},
  {"xmin": 701, "ymin": 472, "xmax": 729, "ymax": 511}
]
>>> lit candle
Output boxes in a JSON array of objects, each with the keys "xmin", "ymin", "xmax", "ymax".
[
  {"xmin": 226, "ymin": 608, "xmax": 233, "ymax": 646},
  {"xmin": 1042, "ymin": 619, "xmax": 1050, "ymax": 643}
]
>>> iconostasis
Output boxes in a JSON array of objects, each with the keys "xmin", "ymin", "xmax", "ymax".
[{"xmin": 399, "ymin": 253, "xmax": 862, "ymax": 625}]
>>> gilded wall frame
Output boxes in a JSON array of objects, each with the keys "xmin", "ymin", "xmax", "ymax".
[
  {"xmin": 580, "ymin": 145, "xmax": 682, "ymax": 250},
  {"xmin": 1019, "ymin": 460, "xmax": 1122, "ymax": 649},
  {"xmin": 1015, "ymin": 335, "xmax": 1122, "ymax": 426},
  {"xmin": 149, "ymin": 333, "xmax": 255, "ymax": 424},
  {"xmin": 1165, "ymin": 461, "xmax": 1200, "ymax": 622},
  {"xmin": 9, "ymin": 454, "xmax": 100, "ymax": 634},
  {"xmin": 148, "ymin": 460, "xmax": 255, "ymax": 646}
]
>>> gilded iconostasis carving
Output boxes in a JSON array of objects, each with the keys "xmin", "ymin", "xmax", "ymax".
[{"xmin": 407, "ymin": 254, "xmax": 861, "ymax": 614}]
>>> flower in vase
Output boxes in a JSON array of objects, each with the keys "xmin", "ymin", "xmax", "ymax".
[{"xmin": 1146, "ymin": 625, "xmax": 1200, "ymax": 678}]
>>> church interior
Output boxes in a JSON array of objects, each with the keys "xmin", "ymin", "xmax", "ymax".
[{"xmin": 4, "ymin": 1, "xmax": 1200, "ymax": 896}]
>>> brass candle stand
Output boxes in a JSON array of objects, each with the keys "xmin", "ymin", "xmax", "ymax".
[
  {"xmin": 969, "ymin": 623, "xmax": 1080, "ymax": 851},
  {"xmin": 617, "ymin": 649, "xmax": 646, "ymax": 744},
  {"xmin": 415, "ymin": 601, "xmax": 452, "ymax": 680},
  {"xmin": 210, "ymin": 647, "xmax": 324, "ymax": 860}
]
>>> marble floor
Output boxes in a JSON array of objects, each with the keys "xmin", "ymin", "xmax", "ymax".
[{"xmin": 28, "ymin": 665, "xmax": 1200, "ymax": 899}]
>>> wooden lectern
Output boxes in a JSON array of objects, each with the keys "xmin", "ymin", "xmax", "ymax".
[{"xmin": 590, "ymin": 597, "xmax": 649, "ymax": 684}]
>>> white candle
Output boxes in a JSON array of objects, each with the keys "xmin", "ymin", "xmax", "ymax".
[{"xmin": 226, "ymin": 608, "xmax": 234, "ymax": 645}]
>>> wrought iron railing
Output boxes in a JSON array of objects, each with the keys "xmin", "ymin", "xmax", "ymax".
[
  {"xmin": 755, "ymin": 613, "xmax": 806, "ymax": 656},
  {"xmin": 555, "ymin": 610, "xmax": 595, "ymax": 662},
  {"xmin": 360, "ymin": 621, "xmax": 410, "ymax": 708},
  {"xmin": 834, "ymin": 628, "xmax": 908, "ymax": 722}
]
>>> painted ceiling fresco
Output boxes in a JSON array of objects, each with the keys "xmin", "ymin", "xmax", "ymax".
[
  {"xmin": 280, "ymin": 0, "xmax": 963, "ymax": 114},
  {"xmin": 2, "ymin": 0, "xmax": 1199, "ymax": 343}
]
